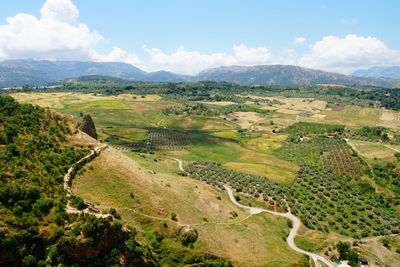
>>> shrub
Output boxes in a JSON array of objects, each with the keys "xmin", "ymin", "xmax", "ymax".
[
  {"xmin": 70, "ymin": 196, "xmax": 85, "ymax": 210},
  {"xmin": 22, "ymin": 255, "xmax": 36, "ymax": 267},
  {"xmin": 171, "ymin": 213, "xmax": 177, "ymax": 221},
  {"xmin": 109, "ymin": 208, "xmax": 121, "ymax": 219},
  {"xmin": 381, "ymin": 238, "xmax": 390, "ymax": 248}
]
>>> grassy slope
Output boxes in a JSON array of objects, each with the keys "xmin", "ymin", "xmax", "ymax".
[
  {"xmin": 347, "ymin": 140, "xmax": 398, "ymax": 161},
  {"xmin": 73, "ymin": 148, "xmax": 306, "ymax": 266},
  {"xmin": 321, "ymin": 106, "xmax": 381, "ymax": 126}
]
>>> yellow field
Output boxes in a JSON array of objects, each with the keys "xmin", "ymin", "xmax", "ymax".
[
  {"xmin": 245, "ymin": 133, "xmax": 288, "ymax": 153},
  {"xmin": 347, "ymin": 140, "xmax": 399, "ymax": 160},
  {"xmin": 223, "ymin": 162, "xmax": 297, "ymax": 184},
  {"xmin": 68, "ymin": 100, "xmax": 130, "ymax": 111},
  {"xmin": 209, "ymin": 131, "xmax": 239, "ymax": 140},
  {"xmin": 226, "ymin": 111, "xmax": 265, "ymax": 128},
  {"xmin": 321, "ymin": 105, "xmax": 381, "ymax": 126},
  {"xmin": 130, "ymin": 94, "xmax": 162, "ymax": 101},
  {"xmin": 199, "ymin": 101, "xmax": 237, "ymax": 106},
  {"xmin": 10, "ymin": 92, "xmax": 162, "ymax": 109},
  {"xmin": 379, "ymin": 109, "xmax": 400, "ymax": 129},
  {"xmin": 257, "ymin": 96, "xmax": 327, "ymax": 112}
]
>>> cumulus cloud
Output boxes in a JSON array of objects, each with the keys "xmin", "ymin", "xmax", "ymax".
[
  {"xmin": 294, "ymin": 37, "xmax": 306, "ymax": 46},
  {"xmin": 41, "ymin": 0, "xmax": 79, "ymax": 24},
  {"xmin": 91, "ymin": 46, "xmax": 141, "ymax": 66},
  {"xmin": 142, "ymin": 44, "xmax": 274, "ymax": 74},
  {"xmin": 299, "ymin": 34, "xmax": 400, "ymax": 73},
  {"xmin": 142, "ymin": 35, "xmax": 400, "ymax": 74},
  {"xmin": 0, "ymin": 0, "xmax": 103, "ymax": 61}
]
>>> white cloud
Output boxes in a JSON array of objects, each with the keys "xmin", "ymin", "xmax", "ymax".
[
  {"xmin": 299, "ymin": 34, "xmax": 400, "ymax": 73},
  {"xmin": 91, "ymin": 46, "xmax": 141, "ymax": 66},
  {"xmin": 0, "ymin": 0, "xmax": 104, "ymax": 61},
  {"xmin": 142, "ymin": 44, "xmax": 274, "ymax": 74},
  {"xmin": 294, "ymin": 37, "xmax": 306, "ymax": 46},
  {"xmin": 41, "ymin": 0, "xmax": 79, "ymax": 24}
]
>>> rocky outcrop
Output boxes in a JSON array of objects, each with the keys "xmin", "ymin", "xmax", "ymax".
[
  {"xmin": 178, "ymin": 226, "xmax": 198, "ymax": 245},
  {"xmin": 60, "ymin": 219, "xmax": 132, "ymax": 263},
  {"xmin": 79, "ymin": 114, "xmax": 97, "ymax": 139}
]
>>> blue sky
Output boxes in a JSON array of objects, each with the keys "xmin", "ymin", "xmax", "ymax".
[{"xmin": 0, "ymin": 0, "xmax": 399, "ymax": 74}]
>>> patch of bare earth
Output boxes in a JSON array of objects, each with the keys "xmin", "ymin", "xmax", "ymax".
[{"xmin": 226, "ymin": 111, "xmax": 265, "ymax": 128}]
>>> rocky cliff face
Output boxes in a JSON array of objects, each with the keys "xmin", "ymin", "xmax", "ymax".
[{"xmin": 79, "ymin": 114, "xmax": 97, "ymax": 139}]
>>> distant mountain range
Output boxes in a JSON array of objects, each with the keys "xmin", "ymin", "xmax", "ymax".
[
  {"xmin": 0, "ymin": 60, "xmax": 146, "ymax": 87},
  {"xmin": 352, "ymin": 66, "xmax": 400, "ymax": 79},
  {"xmin": 1, "ymin": 59, "xmax": 399, "ymax": 88},
  {"xmin": 196, "ymin": 65, "xmax": 399, "ymax": 88}
]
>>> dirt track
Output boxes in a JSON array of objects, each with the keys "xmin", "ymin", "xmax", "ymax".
[{"xmin": 223, "ymin": 185, "xmax": 335, "ymax": 267}]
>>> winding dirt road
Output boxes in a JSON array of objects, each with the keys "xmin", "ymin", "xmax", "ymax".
[
  {"xmin": 171, "ymin": 157, "xmax": 185, "ymax": 172},
  {"xmin": 223, "ymin": 185, "xmax": 334, "ymax": 267}
]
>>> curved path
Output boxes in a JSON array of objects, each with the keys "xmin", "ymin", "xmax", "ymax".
[
  {"xmin": 223, "ymin": 185, "xmax": 334, "ymax": 267},
  {"xmin": 171, "ymin": 157, "xmax": 185, "ymax": 172},
  {"xmin": 64, "ymin": 145, "xmax": 112, "ymax": 218}
]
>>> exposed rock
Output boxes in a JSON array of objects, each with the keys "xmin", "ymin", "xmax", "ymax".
[
  {"xmin": 178, "ymin": 226, "xmax": 198, "ymax": 245},
  {"xmin": 61, "ymin": 220, "xmax": 126, "ymax": 262},
  {"xmin": 79, "ymin": 114, "xmax": 97, "ymax": 139}
]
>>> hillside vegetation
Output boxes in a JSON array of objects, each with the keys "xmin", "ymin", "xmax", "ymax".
[{"xmin": 0, "ymin": 96, "xmax": 154, "ymax": 266}]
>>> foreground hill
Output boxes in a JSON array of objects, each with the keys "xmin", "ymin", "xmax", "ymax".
[
  {"xmin": 196, "ymin": 65, "xmax": 400, "ymax": 88},
  {"xmin": 352, "ymin": 66, "xmax": 400, "ymax": 79},
  {"xmin": 0, "ymin": 96, "xmax": 153, "ymax": 266}
]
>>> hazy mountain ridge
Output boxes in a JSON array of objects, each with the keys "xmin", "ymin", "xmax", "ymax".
[
  {"xmin": 0, "ymin": 59, "xmax": 147, "ymax": 87},
  {"xmin": 142, "ymin": 70, "xmax": 193, "ymax": 82},
  {"xmin": 197, "ymin": 65, "xmax": 400, "ymax": 88},
  {"xmin": 1, "ymin": 59, "xmax": 400, "ymax": 88},
  {"xmin": 352, "ymin": 66, "xmax": 400, "ymax": 79}
]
